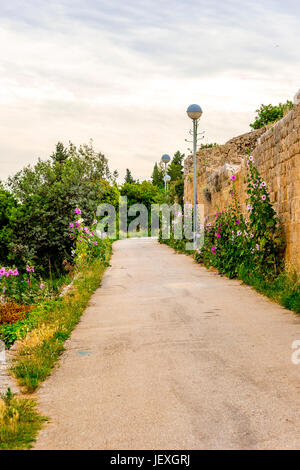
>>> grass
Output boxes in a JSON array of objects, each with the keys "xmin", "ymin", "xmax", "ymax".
[
  {"xmin": 238, "ymin": 267, "xmax": 300, "ymax": 313},
  {"xmin": 161, "ymin": 239, "xmax": 300, "ymax": 314},
  {"xmin": 10, "ymin": 250, "xmax": 111, "ymax": 393},
  {"xmin": 0, "ymin": 388, "xmax": 47, "ymax": 450}
]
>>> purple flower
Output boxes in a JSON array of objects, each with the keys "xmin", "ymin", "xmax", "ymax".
[
  {"xmin": 212, "ymin": 246, "xmax": 216, "ymax": 254},
  {"xmin": 216, "ymin": 232, "xmax": 221, "ymax": 239},
  {"xmin": 231, "ymin": 175, "xmax": 236, "ymax": 181},
  {"xmin": 75, "ymin": 208, "xmax": 81, "ymax": 215}
]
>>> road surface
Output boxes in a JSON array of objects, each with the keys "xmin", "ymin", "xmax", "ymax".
[{"xmin": 35, "ymin": 238, "xmax": 300, "ymax": 449}]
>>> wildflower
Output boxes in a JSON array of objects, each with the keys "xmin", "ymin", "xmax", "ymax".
[
  {"xmin": 206, "ymin": 222, "xmax": 211, "ymax": 227},
  {"xmin": 249, "ymin": 155, "xmax": 254, "ymax": 162},
  {"xmin": 40, "ymin": 283, "xmax": 45, "ymax": 290},
  {"xmin": 247, "ymin": 204, "xmax": 253, "ymax": 212},
  {"xmin": 69, "ymin": 223, "xmax": 74, "ymax": 228},
  {"xmin": 84, "ymin": 227, "xmax": 90, "ymax": 234},
  {"xmin": 13, "ymin": 269, "xmax": 19, "ymax": 276},
  {"xmin": 256, "ymin": 244, "xmax": 260, "ymax": 251},
  {"xmin": 235, "ymin": 220, "xmax": 240, "ymax": 225},
  {"xmin": 92, "ymin": 219, "xmax": 98, "ymax": 225},
  {"xmin": 31, "ymin": 266, "xmax": 35, "ymax": 273},
  {"xmin": 216, "ymin": 232, "xmax": 221, "ymax": 239},
  {"xmin": 2, "ymin": 286, "xmax": 6, "ymax": 293},
  {"xmin": 261, "ymin": 195, "xmax": 266, "ymax": 201},
  {"xmin": 75, "ymin": 208, "xmax": 81, "ymax": 215},
  {"xmin": 93, "ymin": 241, "xmax": 98, "ymax": 245},
  {"xmin": 26, "ymin": 265, "xmax": 30, "ymax": 272},
  {"xmin": 261, "ymin": 181, "xmax": 266, "ymax": 187},
  {"xmin": 250, "ymin": 233, "xmax": 254, "ymax": 238},
  {"xmin": 231, "ymin": 175, "xmax": 236, "ymax": 181},
  {"xmin": 0, "ymin": 267, "xmax": 5, "ymax": 276},
  {"xmin": 237, "ymin": 230, "xmax": 242, "ymax": 236},
  {"xmin": 212, "ymin": 246, "xmax": 216, "ymax": 254}
]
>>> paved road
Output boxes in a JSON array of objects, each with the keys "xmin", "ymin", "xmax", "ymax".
[{"xmin": 35, "ymin": 238, "xmax": 300, "ymax": 449}]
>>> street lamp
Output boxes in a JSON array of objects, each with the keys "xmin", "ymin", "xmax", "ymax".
[
  {"xmin": 186, "ymin": 104, "xmax": 203, "ymax": 247},
  {"xmin": 164, "ymin": 174, "xmax": 171, "ymax": 191},
  {"xmin": 161, "ymin": 154, "xmax": 171, "ymax": 192}
]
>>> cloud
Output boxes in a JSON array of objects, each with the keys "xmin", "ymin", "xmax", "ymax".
[{"xmin": 0, "ymin": 0, "xmax": 299, "ymax": 181}]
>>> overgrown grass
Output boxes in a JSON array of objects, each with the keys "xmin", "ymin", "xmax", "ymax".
[
  {"xmin": 161, "ymin": 238, "xmax": 300, "ymax": 314},
  {"xmin": 10, "ymin": 245, "xmax": 111, "ymax": 393},
  {"xmin": 0, "ymin": 388, "xmax": 47, "ymax": 450},
  {"xmin": 238, "ymin": 267, "xmax": 300, "ymax": 313}
]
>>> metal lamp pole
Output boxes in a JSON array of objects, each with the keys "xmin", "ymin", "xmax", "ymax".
[
  {"xmin": 186, "ymin": 104, "xmax": 203, "ymax": 246},
  {"xmin": 161, "ymin": 154, "xmax": 171, "ymax": 193}
]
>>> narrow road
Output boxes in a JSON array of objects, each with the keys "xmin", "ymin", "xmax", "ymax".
[{"xmin": 35, "ymin": 239, "xmax": 300, "ymax": 449}]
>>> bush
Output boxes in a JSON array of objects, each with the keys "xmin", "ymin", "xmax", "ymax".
[
  {"xmin": 4, "ymin": 141, "xmax": 119, "ymax": 274},
  {"xmin": 250, "ymin": 100, "xmax": 293, "ymax": 129}
]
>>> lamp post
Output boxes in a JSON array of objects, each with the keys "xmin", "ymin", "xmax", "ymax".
[
  {"xmin": 164, "ymin": 174, "xmax": 171, "ymax": 191},
  {"xmin": 161, "ymin": 154, "xmax": 171, "ymax": 192},
  {"xmin": 186, "ymin": 104, "xmax": 203, "ymax": 247}
]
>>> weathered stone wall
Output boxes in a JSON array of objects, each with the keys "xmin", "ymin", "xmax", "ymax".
[{"xmin": 184, "ymin": 91, "xmax": 300, "ymax": 270}]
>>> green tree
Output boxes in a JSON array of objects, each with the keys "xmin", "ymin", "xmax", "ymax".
[
  {"xmin": 250, "ymin": 100, "xmax": 293, "ymax": 129},
  {"xmin": 6, "ymin": 141, "xmax": 119, "ymax": 274},
  {"xmin": 0, "ymin": 188, "xmax": 17, "ymax": 264},
  {"xmin": 124, "ymin": 169, "xmax": 135, "ymax": 184},
  {"xmin": 151, "ymin": 162, "xmax": 164, "ymax": 188}
]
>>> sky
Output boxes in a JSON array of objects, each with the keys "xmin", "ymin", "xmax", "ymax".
[{"xmin": 0, "ymin": 0, "xmax": 300, "ymax": 182}]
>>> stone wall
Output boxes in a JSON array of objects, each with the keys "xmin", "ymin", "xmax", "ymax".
[{"xmin": 184, "ymin": 91, "xmax": 300, "ymax": 270}]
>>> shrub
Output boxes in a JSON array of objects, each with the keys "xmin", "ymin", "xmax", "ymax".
[
  {"xmin": 0, "ymin": 303, "xmax": 32, "ymax": 325},
  {"xmin": 250, "ymin": 100, "xmax": 293, "ymax": 129}
]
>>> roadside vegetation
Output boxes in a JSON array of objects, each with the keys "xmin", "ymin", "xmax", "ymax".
[
  {"xmin": 160, "ymin": 153, "xmax": 300, "ymax": 314},
  {"xmin": 250, "ymin": 100, "xmax": 293, "ymax": 129}
]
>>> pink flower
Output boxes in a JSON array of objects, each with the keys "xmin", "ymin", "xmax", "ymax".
[
  {"xmin": 247, "ymin": 204, "xmax": 253, "ymax": 212},
  {"xmin": 256, "ymin": 244, "xmax": 260, "ymax": 251},
  {"xmin": 13, "ymin": 269, "xmax": 19, "ymax": 276},
  {"xmin": 249, "ymin": 155, "xmax": 254, "ymax": 162},
  {"xmin": 26, "ymin": 265, "xmax": 30, "ymax": 272},
  {"xmin": 75, "ymin": 208, "xmax": 81, "ymax": 215},
  {"xmin": 92, "ymin": 219, "xmax": 98, "ymax": 225},
  {"xmin": 216, "ymin": 232, "xmax": 221, "ymax": 239},
  {"xmin": 212, "ymin": 246, "xmax": 216, "ymax": 254},
  {"xmin": 93, "ymin": 241, "xmax": 98, "ymax": 245},
  {"xmin": 2, "ymin": 286, "xmax": 6, "ymax": 293},
  {"xmin": 235, "ymin": 220, "xmax": 240, "ymax": 225},
  {"xmin": 231, "ymin": 175, "xmax": 236, "ymax": 181},
  {"xmin": 69, "ymin": 223, "xmax": 74, "ymax": 228},
  {"xmin": 250, "ymin": 233, "xmax": 254, "ymax": 238},
  {"xmin": 261, "ymin": 195, "xmax": 266, "ymax": 201},
  {"xmin": 0, "ymin": 267, "xmax": 5, "ymax": 276},
  {"xmin": 40, "ymin": 283, "xmax": 45, "ymax": 290}
]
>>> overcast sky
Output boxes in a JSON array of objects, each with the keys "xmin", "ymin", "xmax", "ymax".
[{"xmin": 0, "ymin": 0, "xmax": 299, "ymax": 181}]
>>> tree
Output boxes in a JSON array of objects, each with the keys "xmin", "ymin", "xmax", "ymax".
[
  {"xmin": 167, "ymin": 151, "xmax": 184, "ymax": 181},
  {"xmin": 124, "ymin": 169, "xmax": 135, "ymax": 184},
  {"xmin": 151, "ymin": 162, "xmax": 164, "ymax": 188},
  {"xmin": 250, "ymin": 100, "xmax": 293, "ymax": 129},
  {"xmin": 6, "ymin": 141, "xmax": 119, "ymax": 274}
]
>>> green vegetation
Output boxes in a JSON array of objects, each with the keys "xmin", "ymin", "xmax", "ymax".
[
  {"xmin": 160, "ymin": 152, "xmax": 300, "ymax": 314},
  {"xmin": 0, "ymin": 388, "xmax": 47, "ymax": 450},
  {"xmin": 2, "ymin": 140, "xmax": 118, "ymax": 274},
  {"xmin": 10, "ymin": 241, "xmax": 111, "ymax": 392},
  {"xmin": 250, "ymin": 100, "xmax": 293, "ymax": 129}
]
